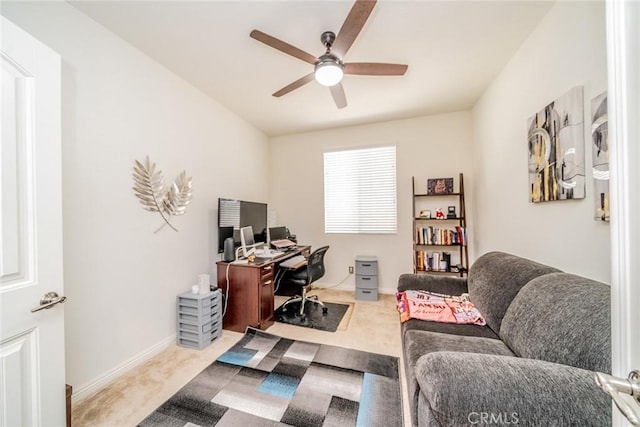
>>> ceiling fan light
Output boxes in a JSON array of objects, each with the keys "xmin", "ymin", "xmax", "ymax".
[{"xmin": 314, "ymin": 60, "xmax": 344, "ymax": 87}]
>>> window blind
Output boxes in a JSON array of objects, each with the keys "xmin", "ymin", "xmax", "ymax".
[{"xmin": 324, "ymin": 145, "xmax": 397, "ymax": 234}]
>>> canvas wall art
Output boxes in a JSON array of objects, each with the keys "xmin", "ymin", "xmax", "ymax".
[
  {"xmin": 527, "ymin": 86, "xmax": 585, "ymax": 202},
  {"xmin": 591, "ymin": 91, "xmax": 609, "ymax": 221}
]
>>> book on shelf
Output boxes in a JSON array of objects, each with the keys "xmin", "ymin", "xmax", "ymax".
[
  {"xmin": 415, "ymin": 226, "xmax": 466, "ymax": 245},
  {"xmin": 415, "ymin": 250, "xmax": 454, "ymax": 272}
]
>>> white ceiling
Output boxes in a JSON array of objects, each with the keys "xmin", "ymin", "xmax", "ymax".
[{"xmin": 69, "ymin": 0, "xmax": 554, "ymax": 137}]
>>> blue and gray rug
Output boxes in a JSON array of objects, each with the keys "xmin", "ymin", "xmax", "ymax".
[{"xmin": 139, "ymin": 328, "xmax": 402, "ymax": 427}]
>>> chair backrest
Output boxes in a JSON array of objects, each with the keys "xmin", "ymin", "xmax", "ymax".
[{"xmin": 306, "ymin": 246, "xmax": 329, "ymax": 284}]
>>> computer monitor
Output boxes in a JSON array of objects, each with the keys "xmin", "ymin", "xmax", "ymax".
[
  {"xmin": 240, "ymin": 225, "xmax": 264, "ymax": 258},
  {"xmin": 217, "ymin": 198, "xmax": 267, "ymax": 253},
  {"xmin": 240, "ymin": 225, "xmax": 256, "ymax": 258},
  {"xmin": 268, "ymin": 226, "xmax": 288, "ymax": 241}
]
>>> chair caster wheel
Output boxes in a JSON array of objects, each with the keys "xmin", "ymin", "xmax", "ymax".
[{"xmin": 322, "ymin": 307, "xmax": 328, "ymax": 315}]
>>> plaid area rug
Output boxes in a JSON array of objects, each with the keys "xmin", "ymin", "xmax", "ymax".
[{"xmin": 139, "ymin": 328, "xmax": 402, "ymax": 427}]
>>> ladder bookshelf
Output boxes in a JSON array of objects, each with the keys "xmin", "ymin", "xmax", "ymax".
[{"xmin": 412, "ymin": 173, "xmax": 469, "ymax": 276}]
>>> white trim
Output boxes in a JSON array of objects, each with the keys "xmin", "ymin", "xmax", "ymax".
[
  {"xmin": 70, "ymin": 334, "xmax": 176, "ymax": 404},
  {"xmin": 606, "ymin": 0, "xmax": 640, "ymax": 425}
]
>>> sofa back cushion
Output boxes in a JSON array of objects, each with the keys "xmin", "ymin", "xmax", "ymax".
[
  {"xmin": 500, "ymin": 272, "xmax": 611, "ymax": 373},
  {"xmin": 468, "ymin": 252, "xmax": 560, "ymax": 334}
]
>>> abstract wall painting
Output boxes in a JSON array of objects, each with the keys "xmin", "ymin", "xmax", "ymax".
[
  {"xmin": 527, "ymin": 86, "xmax": 585, "ymax": 202},
  {"xmin": 591, "ymin": 91, "xmax": 609, "ymax": 221}
]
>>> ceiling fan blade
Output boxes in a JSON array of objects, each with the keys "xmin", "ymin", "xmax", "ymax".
[
  {"xmin": 332, "ymin": 0, "xmax": 377, "ymax": 58},
  {"xmin": 344, "ymin": 62, "xmax": 408, "ymax": 76},
  {"xmin": 250, "ymin": 30, "xmax": 317, "ymax": 65},
  {"xmin": 272, "ymin": 73, "xmax": 315, "ymax": 97},
  {"xmin": 330, "ymin": 83, "xmax": 347, "ymax": 109}
]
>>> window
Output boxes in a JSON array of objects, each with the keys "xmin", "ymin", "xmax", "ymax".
[{"xmin": 324, "ymin": 145, "xmax": 397, "ymax": 234}]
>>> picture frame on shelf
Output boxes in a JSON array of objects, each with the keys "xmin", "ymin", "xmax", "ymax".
[
  {"xmin": 447, "ymin": 206, "xmax": 457, "ymax": 218},
  {"xmin": 419, "ymin": 210, "xmax": 431, "ymax": 219},
  {"xmin": 427, "ymin": 177, "xmax": 454, "ymax": 195}
]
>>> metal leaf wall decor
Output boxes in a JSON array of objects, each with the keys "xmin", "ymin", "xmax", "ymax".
[{"xmin": 132, "ymin": 157, "xmax": 193, "ymax": 232}]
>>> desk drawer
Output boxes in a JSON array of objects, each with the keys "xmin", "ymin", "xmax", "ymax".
[
  {"xmin": 260, "ymin": 264, "xmax": 274, "ymax": 281},
  {"xmin": 355, "ymin": 274, "xmax": 378, "ymax": 289}
]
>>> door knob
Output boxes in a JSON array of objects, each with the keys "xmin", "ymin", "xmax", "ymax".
[
  {"xmin": 31, "ymin": 291, "xmax": 67, "ymax": 313},
  {"xmin": 595, "ymin": 370, "xmax": 640, "ymax": 425}
]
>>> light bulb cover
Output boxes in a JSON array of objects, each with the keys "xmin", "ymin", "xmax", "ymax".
[{"xmin": 314, "ymin": 58, "xmax": 344, "ymax": 87}]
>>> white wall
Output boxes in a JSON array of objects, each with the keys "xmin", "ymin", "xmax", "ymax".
[
  {"xmin": 269, "ymin": 112, "xmax": 473, "ymax": 294},
  {"xmin": 2, "ymin": 2, "xmax": 268, "ymax": 398},
  {"xmin": 471, "ymin": 1, "xmax": 609, "ymax": 282}
]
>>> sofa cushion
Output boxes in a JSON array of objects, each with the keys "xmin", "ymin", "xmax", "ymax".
[
  {"xmin": 467, "ymin": 251, "xmax": 561, "ymax": 334},
  {"xmin": 416, "ymin": 352, "xmax": 611, "ymax": 427},
  {"xmin": 397, "ymin": 273, "xmax": 468, "ymax": 294},
  {"xmin": 401, "ymin": 318, "xmax": 500, "ymax": 341},
  {"xmin": 403, "ymin": 330, "xmax": 515, "ymax": 427},
  {"xmin": 500, "ymin": 272, "xmax": 611, "ymax": 373}
]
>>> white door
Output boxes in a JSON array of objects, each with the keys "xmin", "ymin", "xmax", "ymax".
[
  {"xmin": 0, "ymin": 16, "xmax": 65, "ymax": 426},
  {"xmin": 604, "ymin": 1, "xmax": 640, "ymax": 425}
]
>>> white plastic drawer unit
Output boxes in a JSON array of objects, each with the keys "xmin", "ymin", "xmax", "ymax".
[
  {"xmin": 355, "ymin": 255, "xmax": 378, "ymax": 301},
  {"xmin": 176, "ymin": 290, "xmax": 223, "ymax": 349}
]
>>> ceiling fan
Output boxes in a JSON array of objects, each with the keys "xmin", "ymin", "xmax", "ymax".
[{"xmin": 250, "ymin": 0, "xmax": 408, "ymax": 109}]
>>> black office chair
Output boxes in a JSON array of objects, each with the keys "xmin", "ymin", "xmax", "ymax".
[{"xmin": 281, "ymin": 246, "xmax": 330, "ymax": 318}]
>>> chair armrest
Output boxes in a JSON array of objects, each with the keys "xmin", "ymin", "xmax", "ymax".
[
  {"xmin": 415, "ymin": 352, "xmax": 611, "ymax": 426},
  {"xmin": 397, "ymin": 273, "xmax": 468, "ymax": 295}
]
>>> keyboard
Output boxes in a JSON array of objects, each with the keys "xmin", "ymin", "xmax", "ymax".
[
  {"xmin": 254, "ymin": 249, "xmax": 282, "ymax": 258},
  {"xmin": 280, "ymin": 255, "xmax": 307, "ymax": 269}
]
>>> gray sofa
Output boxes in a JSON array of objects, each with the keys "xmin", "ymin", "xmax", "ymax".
[{"xmin": 398, "ymin": 251, "xmax": 611, "ymax": 426}]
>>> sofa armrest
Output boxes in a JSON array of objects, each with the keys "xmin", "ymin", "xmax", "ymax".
[
  {"xmin": 397, "ymin": 273, "xmax": 468, "ymax": 295},
  {"xmin": 415, "ymin": 352, "xmax": 611, "ymax": 426}
]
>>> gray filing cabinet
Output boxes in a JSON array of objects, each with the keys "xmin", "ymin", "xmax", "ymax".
[
  {"xmin": 176, "ymin": 289, "xmax": 222, "ymax": 349},
  {"xmin": 355, "ymin": 255, "xmax": 378, "ymax": 301}
]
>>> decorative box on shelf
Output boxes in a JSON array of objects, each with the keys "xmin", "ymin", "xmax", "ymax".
[{"xmin": 176, "ymin": 289, "xmax": 222, "ymax": 350}]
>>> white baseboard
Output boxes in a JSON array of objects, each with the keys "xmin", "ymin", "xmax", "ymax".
[{"xmin": 71, "ymin": 334, "xmax": 176, "ymax": 404}]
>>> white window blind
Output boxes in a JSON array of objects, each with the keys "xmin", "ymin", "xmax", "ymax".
[{"xmin": 324, "ymin": 145, "xmax": 397, "ymax": 234}]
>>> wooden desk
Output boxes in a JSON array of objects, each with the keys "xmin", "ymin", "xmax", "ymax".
[{"xmin": 216, "ymin": 246, "xmax": 311, "ymax": 333}]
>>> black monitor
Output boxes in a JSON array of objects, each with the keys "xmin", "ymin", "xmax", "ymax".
[
  {"xmin": 240, "ymin": 200, "xmax": 267, "ymax": 242},
  {"xmin": 269, "ymin": 226, "xmax": 288, "ymax": 241},
  {"xmin": 217, "ymin": 198, "xmax": 267, "ymax": 253}
]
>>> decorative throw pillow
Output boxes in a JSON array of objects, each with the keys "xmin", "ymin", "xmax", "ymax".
[{"xmin": 396, "ymin": 290, "xmax": 486, "ymax": 325}]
